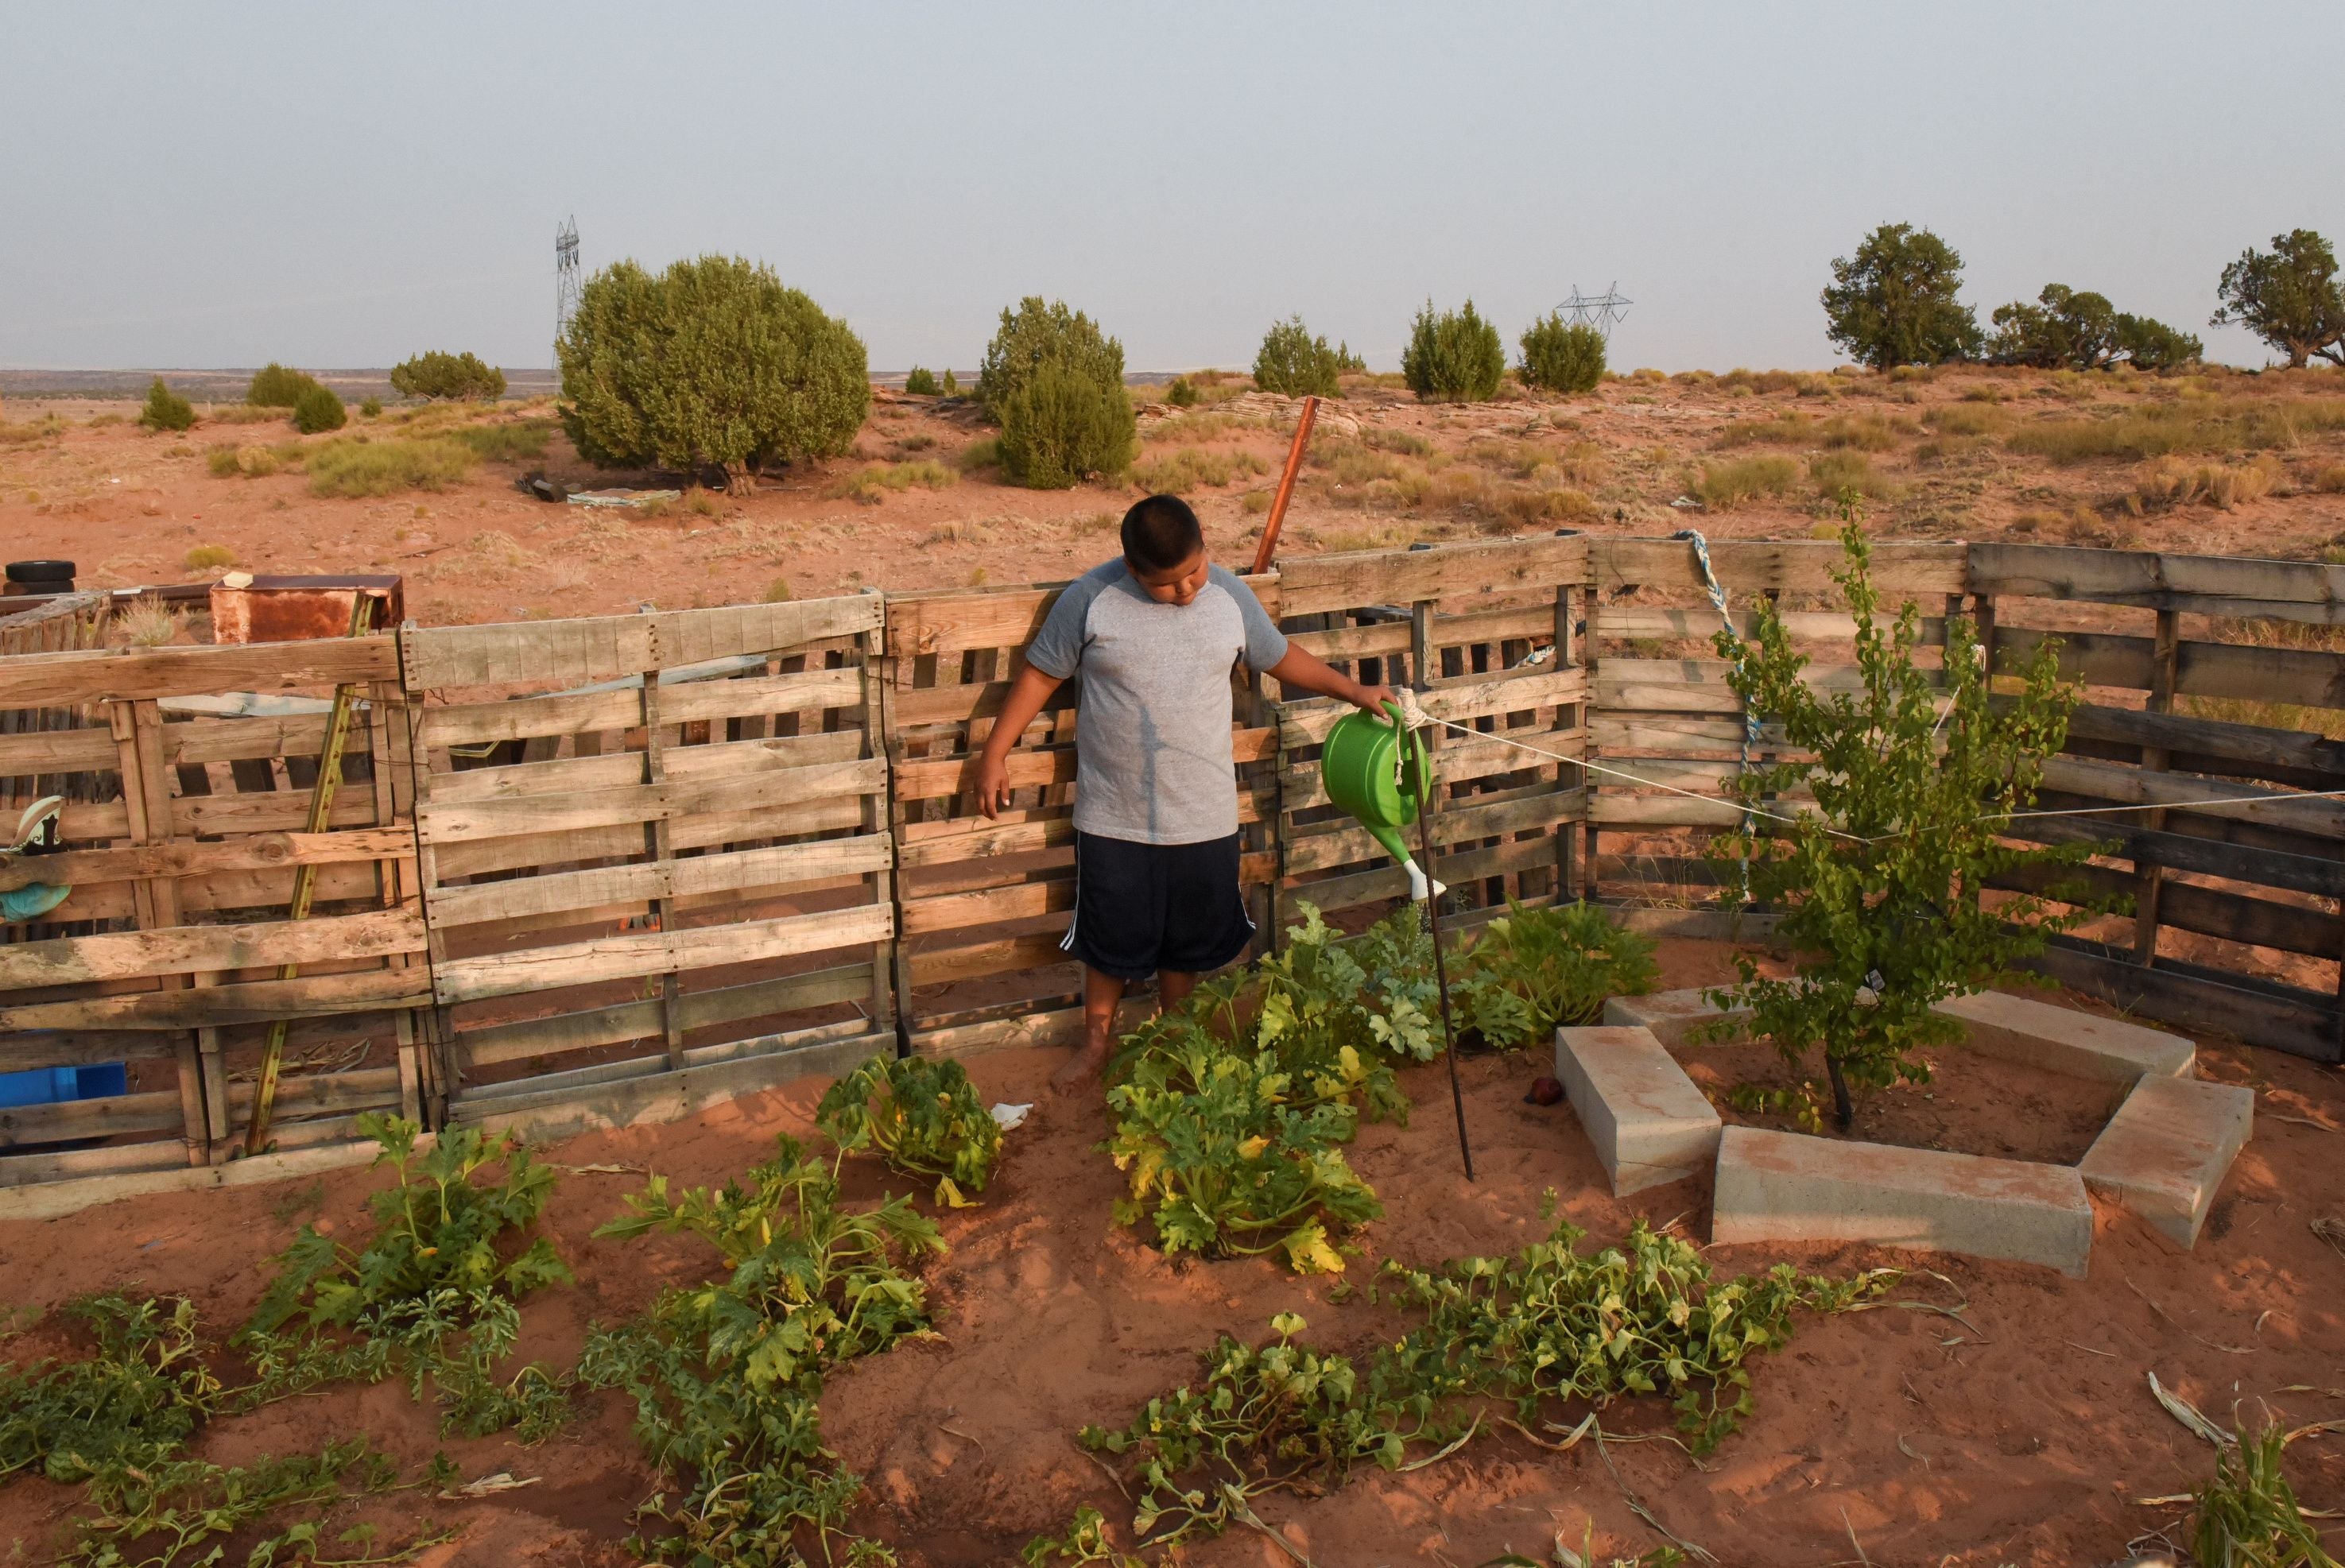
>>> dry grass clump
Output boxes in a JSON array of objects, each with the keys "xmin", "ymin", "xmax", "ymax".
[
  {"xmin": 1132, "ymin": 447, "xmax": 1270, "ymax": 494},
  {"xmin": 1809, "ymin": 451, "xmax": 1893, "ymax": 501},
  {"xmin": 2125, "ymin": 455, "xmax": 2281, "ymax": 513},
  {"xmin": 201, "ymin": 403, "xmax": 281, "ymax": 426},
  {"xmin": 927, "ymin": 517, "xmax": 999, "ymax": 547},
  {"xmin": 463, "ymin": 530, "xmax": 539, "ymax": 578},
  {"xmin": 112, "ymin": 598, "xmax": 184, "ymax": 647},
  {"xmin": 1817, "ymin": 412, "xmax": 1916, "ymax": 450},
  {"xmin": 1692, "ymin": 455, "xmax": 1798, "ymax": 509},
  {"xmin": 184, "ymin": 544, "xmax": 236, "ymax": 571},
  {"xmin": 1716, "ymin": 412, "xmax": 1814, "ymax": 447},
  {"xmin": 955, "ymin": 436, "xmax": 1002, "ymax": 472},
  {"xmin": 206, "ymin": 442, "xmax": 299, "ymax": 478},
  {"xmin": 1361, "ymin": 427, "xmax": 1434, "ymax": 458},
  {"xmin": 0, "ymin": 414, "xmax": 64, "ymax": 447},
  {"xmin": 1926, "ymin": 404, "xmax": 2010, "ymax": 437},
  {"xmin": 1306, "ymin": 522, "xmax": 1424, "ymax": 553},
  {"xmin": 2313, "ymin": 463, "xmax": 2345, "ymax": 494},
  {"xmin": 449, "ymin": 419, "xmax": 555, "ymax": 463},
  {"xmin": 823, "ymin": 460, "xmax": 957, "ymax": 503},
  {"xmin": 2184, "ymin": 617, "xmax": 2345, "ymax": 738},
  {"xmin": 1498, "ymin": 486, "xmax": 1597, "ymax": 525},
  {"xmin": 303, "ymin": 435, "xmax": 475, "ymax": 497},
  {"xmin": 1142, "ymin": 412, "xmax": 1245, "ymax": 445},
  {"xmin": 2007, "ymin": 397, "xmax": 2345, "ymax": 464}
]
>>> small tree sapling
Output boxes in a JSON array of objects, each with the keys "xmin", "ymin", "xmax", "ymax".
[{"xmin": 1704, "ymin": 511, "xmax": 2111, "ymax": 1131}]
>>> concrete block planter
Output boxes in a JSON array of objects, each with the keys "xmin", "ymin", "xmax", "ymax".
[
  {"xmin": 1711, "ymin": 1125, "xmax": 2094, "ymax": 1277},
  {"xmin": 1592, "ymin": 985, "xmax": 2246, "ymax": 1273},
  {"xmin": 1554, "ymin": 1025, "xmax": 1721, "ymax": 1195}
]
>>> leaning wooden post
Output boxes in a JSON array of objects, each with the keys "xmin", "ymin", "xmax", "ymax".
[{"xmin": 244, "ymin": 594, "xmax": 379, "ymax": 1155}]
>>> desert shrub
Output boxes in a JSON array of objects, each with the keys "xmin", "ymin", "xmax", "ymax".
[
  {"xmin": 2315, "ymin": 463, "xmax": 2345, "ymax": 493},
  {"xmin": 941, "ymin": 368, "xmax": 960, "ymax": 396},
  {"xmin": 903, "ymin": 366, "xmax": 940, "ymax": 396},
  {"xmin": 184, "ymin": 544, "xmax": 236, "ymax": 571},
  {"xmin": 976, "ymin": 296, "xmax": 1125, "ymax": 418},
  {"xmin": 1132, "ymin": 447, "xmax": 1268, "ymax": 494},
  {"xmin": 359, "ymin": 395, "xmax": 382, "ymax": 417},
  {"xmin": 1821, "ymin": 223, "xmax": 1983, "ymax": 369},
  {"xmin": 291, "ymin": 382, "xmax": 347, "ymax": 434},
  {"xmin": 1988, "ymin": 284, "xmax": 2203, "ymax": 371},
  {"xmin": 560, "ymin": 254, "xmax": 870, "ymax": 494},
  {"xmin": 1401, "ymin": 299, "xmax": 1506, "ymax": 402},
  {"xmin": 1362, "ymin": 426, "xmax": 1433, "ymax": 457},
  {"xmin": 1516, "ymin": 315, "xmax": 1607, "ymax": 394},
  {"xmin": 389, "ymin": 350, "xmax": 506, "ymax": 401},
  {"xmin": 2114, "ymin": 313, "xmax": 2203, "ymax": 371},
  {"xmin": 1705, "ymin": 515, "xmax": 2102, "ymax": 1132},
  {"xmin": 246, "ymin": 362, "xmax": 320, "ymax": 408},
  {"xmin": 1693, "ymin": 455, "xmax": 1798, "ymax": 509},
  {"xmin": 1252, "ymin": 316, "xmax": 1343, "ymax": 398},
  {"xmin": 998, "ymin": 359, "xmax": 1137, "ymax": 489},
  {"xmin": 956, "ymin": 435, "xmax": 1002, "ymax": 471},
  {"xmin": 138, "ymin": 377, "xmax": 194, "ymax": 432},
  {"xmin": 1166, "ymin": 375, "xmax": 1200, "ymax": 408},
  {"xmin": 305, "ymin": 435, "xmax": 475, "ymax": 497}
]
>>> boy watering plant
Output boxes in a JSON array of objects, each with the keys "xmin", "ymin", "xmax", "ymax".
[{"xmin": 975, "ymin": 494, "xmax": 1394, "ymax": 1093}]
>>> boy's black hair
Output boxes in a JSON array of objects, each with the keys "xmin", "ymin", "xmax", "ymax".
[{"xmin": 1120, "ymin": 494, "xmax": 1205, "ymax": 574}]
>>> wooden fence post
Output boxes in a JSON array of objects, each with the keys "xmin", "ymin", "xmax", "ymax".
[
  {"xmin": 105, "ymin": 698, "xmax": 211, "ymax": 1166},
  {"xmin": 2131, "ymin": 610, "xmax": 2180, "ymax": 964}
]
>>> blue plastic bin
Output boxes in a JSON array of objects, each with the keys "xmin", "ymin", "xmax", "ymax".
[{"xmin": 0, "ymin": 1062, "xmax": 129, "ymax": 1108}]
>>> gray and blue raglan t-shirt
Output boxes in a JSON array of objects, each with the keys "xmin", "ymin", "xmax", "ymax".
[{"xmin": 1023, "ymin": 560, "xmax": 1288, "ymax": 845}]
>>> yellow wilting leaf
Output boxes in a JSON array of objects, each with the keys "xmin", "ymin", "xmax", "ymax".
[
  {"xmin": 1237, "ymin": 1136, "xmax": 1270, "ymax": 1160},
  {"xmin": 934, "ymin": 1176, "xmax": 974, "ymax": 1209}
]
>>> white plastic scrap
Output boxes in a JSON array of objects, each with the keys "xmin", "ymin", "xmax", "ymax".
[{"xmin": 989, "ymin": 1102, "xmax": 1033, "ymax": 1132}]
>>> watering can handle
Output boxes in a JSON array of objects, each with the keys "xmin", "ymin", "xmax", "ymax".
[{"xmin": 1380, "ymin": 699, "xmax": 1408, "ymax": 732}]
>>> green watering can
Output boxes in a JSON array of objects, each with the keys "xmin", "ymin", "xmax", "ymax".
[{"xmin": 1321, "ymin": 702, "xmax": 1445, "ymax": 902}]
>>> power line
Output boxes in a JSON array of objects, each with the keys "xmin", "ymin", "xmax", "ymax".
[
  {"xmin": 1559, "ymin": 281, "xmax": 1632, "ymax": 341},
  {"xmin": 553, "ymin": 216, "xmax": 581, "ymax": 377}
]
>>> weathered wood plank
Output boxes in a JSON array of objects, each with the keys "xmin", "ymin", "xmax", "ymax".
[
  {"xmin": 455, "ymin": 963, "xmax": 873, "ymax": 1067},
  {"xmin": 432, "ymin": 900, "xmax": 893, "ymax": 1005},
  {"xmin": 417, "ymin": 757, "xmax": 885, "ymax": 842},
  {"xmin": 426, "ymin": 836, "xmax": 890, "ymax": 928},
  {"xmin": 1592, "ymin": 539, "xmax": 1966, "ymax": 596},
  {"xmin": 0, "ymin": 907, "xmax": 426, "ymax": 988},
  {"xmin": 0, "ymin": 828, "xmax": 415, "ymax": 896},
  {"xmin": 2039, "ymin": 754, "xmax": 2345, "ymax": 839},
  {"xmin": 1275, "ymin": 536, "xmax": 1589, "ymax": 618},
  {"xmin": 1967, "ymin": 543, "xmax": 2345, "ymax": 624},
  {"xmin": 402, "ymin": 598, "xmax": 881, "ymax": 691},
  {"xmin": 0, "ymin": 637, "xmax": 399, "ymax": 706},
  {"xmin": 0, "ymin": 968, "xmax": 430, "ymax": 1031}
]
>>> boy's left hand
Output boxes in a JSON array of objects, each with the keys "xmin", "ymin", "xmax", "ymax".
[{"xmin": 1352, "ymin": 683, "xmax": 1397, "ymax": 715}]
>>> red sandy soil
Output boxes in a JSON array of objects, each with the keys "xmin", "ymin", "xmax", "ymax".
[
  {"xmin": 4, "ymin": 937, "xmax": 2341, "ymax": 1568},
  {"xmin": 6, "ymin": 366, "xmax": 2345, "ymax": 629}
]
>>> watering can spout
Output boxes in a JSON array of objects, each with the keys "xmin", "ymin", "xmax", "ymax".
[{"xmin": 1361, "ymin": 819, "xmax": 1445, "ymax": 903}]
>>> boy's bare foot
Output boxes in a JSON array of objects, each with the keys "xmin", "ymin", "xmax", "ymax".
[{"xmin": 1052, "ymin": 1037, "xmax": 1110, "ymax": 1096}]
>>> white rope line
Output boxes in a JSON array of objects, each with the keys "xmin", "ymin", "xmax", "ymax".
[{"xmin": 1403, "ymin": 708, "xmax": 2345, "ymax": 847}]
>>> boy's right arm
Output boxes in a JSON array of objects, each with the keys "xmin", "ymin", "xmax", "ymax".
[{"xmin": 972, "ymin": 663, "xmax": 1065, "ymax": 818}]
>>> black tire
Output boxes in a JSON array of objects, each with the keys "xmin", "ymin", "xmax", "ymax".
[{"xmin": 5, "ymin": 560, "xmax": 76, "ymax": 585}]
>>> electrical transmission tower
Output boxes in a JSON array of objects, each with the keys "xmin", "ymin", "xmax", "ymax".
[
  {"xmin": 1558, "ymin": 282, "xmax": 1631, "ymax": 340},
  {"xmin": 553, "ymin": 216, "xmax": 582, "ymax": 374}
]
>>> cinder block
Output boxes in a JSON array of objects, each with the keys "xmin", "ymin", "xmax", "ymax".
[
  {"xmin": 1601, "ymin": 988, "xmax": 1750, "ymax": 1049},
  {"xmin": 1711, "ymin": 1125, "xmax": 2093, "ymax": 1277},
  {"xmin": 1933, "ymin": 989, "xmax": 2193, "ymax": 1083},
  {"xmin": 2079, "ymin": 1075, "xmax": 2253, "ymax": 1249},
  {"xmin": 1555, "ymin": 1026, "xmax": 1723, "ymax": 1195}
]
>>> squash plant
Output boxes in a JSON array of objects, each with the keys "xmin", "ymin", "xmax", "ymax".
[
  {"xmin": 1704, "ymin": 514, "xmax": 2107, "ymax": 1130},
  {"xmin": 816, "ymin": 1053, "xmax": 1002, "ymax": 1207},
  {"xmin": 1461, "ymin": 899, "xmax": 1660, "ymax": 1046},
  {"xmin": 0, "ymin": 1295, "xmax": 219, "ymax": 1485},
  {"xmin": 580, "ymin": 1134, "xmax": 941, "ymax": 1568},
  {"xmin": 239, "ymin": 1113, "xmax": 574, "ymax": 1439},
  {"xmin": 1104, "ymin": 903, "xmax": 1436, "ymax": 1275}
]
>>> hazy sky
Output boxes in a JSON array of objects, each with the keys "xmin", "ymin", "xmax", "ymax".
[{"xmin": 6, "ymin": 2, "xmax": 2340, "ymax": 374}]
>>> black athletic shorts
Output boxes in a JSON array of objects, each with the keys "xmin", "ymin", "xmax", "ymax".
[{"xmin": 1061, "ymin": 830, "xmax": 1255, "ymax": 981}]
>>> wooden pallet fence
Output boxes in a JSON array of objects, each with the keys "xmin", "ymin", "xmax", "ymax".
[
  {"xmin": 403, "ymin": 598, "xmax": 897, "ymax": 1138},
  {"xmin": 1272, "ymin": 535, "xmax": 1591, "ymax": 926},
  {"xmin": 882, "ymin": 578, "xmax": 1285, "ymax": 1059},
  {"xmin": 1967, "ymin": 543, "xmax": 2345, "ymax": 1063},
  {"xmin": 1578, "ymin": 537, "xmax": 1967, "ymax": 907},
  {"xmin": 0, "ymin": 632, "xmax": 424, "ymax": 1183}
]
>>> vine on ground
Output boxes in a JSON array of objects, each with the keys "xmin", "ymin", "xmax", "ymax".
[
  {"xmin": 239, "ymin": 1113, "xmax": 575, "ymax": 1440},
  {"xmin": 1044, "ymin": 1215, "xmax": 1894, "ymax": 1559},
  {"xmin": 579, "ymin": 1134, "xmax": 942, "ymax": 1567}
]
